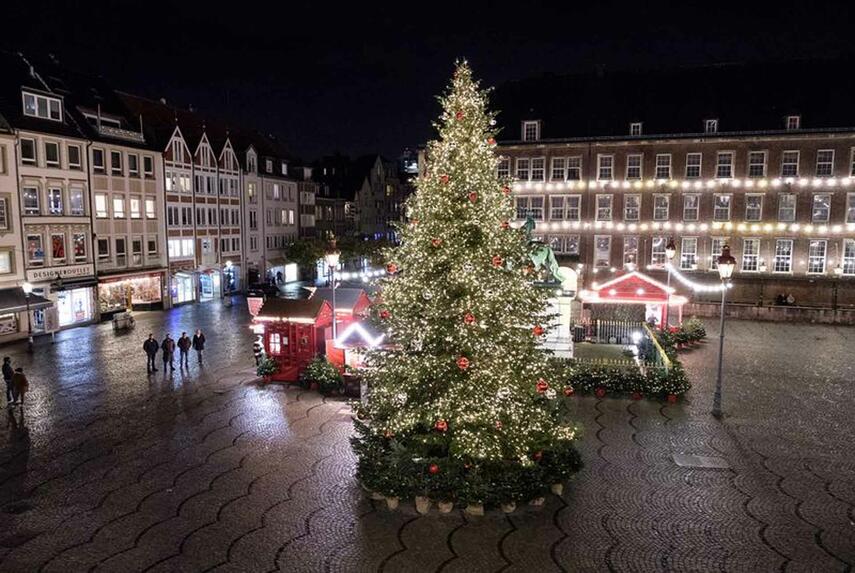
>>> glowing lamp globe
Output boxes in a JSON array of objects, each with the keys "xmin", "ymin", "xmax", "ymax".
[{"xmin": 717, "ymin": 245, "xmax": 737, "ymax": 280}]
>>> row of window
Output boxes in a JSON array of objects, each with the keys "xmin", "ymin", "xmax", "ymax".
[
  {"xmin": 96, "ymin": 236, "xmax": 158, "ymax": 265},
  {"xmin": 93, "ymin": 193, "xmax": 157, "ymax": 219},
  {"xmin": 220, "ymin": 237, "xmax": 241, "ymax": 253},
  {"xmin": 572, "ymin": 235, "xmax": 855, "ymax": 275},
  {"xmin": 92, "ymin": 148, "xmax": 154, "ymax": 178},
  {"xmin": 25, "ymin": 232, "xmax": 88, "ymax": 266},
  {"xmin": 22, "ymin": 185, "xmax": 86, "ymax": 217},
  {"xmin": 504, "ymin": 149, "xmax": 853, "ymax": 182},
  {"xmin": 268, "ymin": 183, "xmax": 296, "ymax": 202},
  {"xmin": 20, "ymin": 138, "xmax": 83, "ymax": 170},
  {"xmin": 266, "ymin": 208, "xmax": 296, "ymax": 226},
  {"xmin": 165, "ymin": 205, "xmax": 241, "ymax": 228},
  {"xmin": 515, "ymin": 192, "xmax": 855, "ymax": 224},
  {"xmin": 266, "ymin": 235, "xmax": 294, "ymax": 249}
]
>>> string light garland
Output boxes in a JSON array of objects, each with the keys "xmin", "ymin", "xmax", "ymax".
[
  {"xmin": 512, "ymin": 175, "xmax": 855, "ymax": 192},
  {"xmin": 664, "ymin": 263, "xmax": 731, "ymax": 293}
]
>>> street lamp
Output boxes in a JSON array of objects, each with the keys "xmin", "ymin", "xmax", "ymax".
[
  {"xmin": 324, "ymin": 244, "xmax": 341, "ymax": 339},
  {"xmin": 22, "ymin": 282, "xmax": 34, "ymax": 353},
  {"xmin": 664, "ymin": 238, "xmax": 677, "ymax": 328},
  {"xmin": 712, "ymin": 244, "xmax": 736, "ymax": 419}
]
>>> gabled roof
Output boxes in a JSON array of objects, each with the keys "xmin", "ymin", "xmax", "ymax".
[
  {"xmin": 307, "ymin": 287, "xmax": 370, "ymax": 312},
  {"xmin": 582, "ymin": 271, "xmax": 688, "ymax": 305},
  {"xmin": 256, "ymin": 297, "xmax": 330, "ymax": 320}
]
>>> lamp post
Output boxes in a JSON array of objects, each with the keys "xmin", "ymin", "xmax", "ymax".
[
  {"xmin": 22, "ymin": 282, "xmax": 34, "ymax": 353},
  {"xmin": 664, "ymin": 238, "xmax": 677, "ymax": 329},
  {"xmin": 324, "ymin": 244, "xmax": 341, "ymax": 340},
  {"xmin": 712, "ymin": 244, "xmax": 736, "ymax": 419}
]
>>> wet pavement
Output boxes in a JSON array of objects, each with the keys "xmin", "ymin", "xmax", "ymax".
[{"xmin": 0, "ymin": 302, "xmax": 853, "ymax": 572}]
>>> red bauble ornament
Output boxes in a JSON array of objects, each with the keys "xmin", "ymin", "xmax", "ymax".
[
  {"xmin": 536, "ymin": 378, "xmax": 549, "ymax": 393},
  {"xmin": 468, "ymin": 191, "xmax": 478, "ymax": 203},
  {"xmin": 563, "ymin": 386, "xmax": 575, "ymax": 397},
  {"xmin": 532, "ymin": 451, "xmax": 543, "ymax": 462},
  {"xmin": 631, "ymin": 392, "xmax": 642, "ymax": 401},
  {"xmin": 502, "ymin": 185, "xmax": 511, "ymax": 195},
  {"xmin": 431, "ymin": 238, "xmax": 442, "ymax": 247},
  {"xmin": 386, "ymin": 263, "xmax": 398, "ymax": 274},
  {"xmin": 435, "ymin": 419, "xmax": 448, "ymax": 432},
  {"xmin": 384, "ymin": 430, "xmax": 394, "ymax": 438},
  {"xmin": 533, "ymin": 325, "xmax": 545, "ymax": 337},
  {"xmin": 429, "ymin": 463, "xmax": 440, "ymax": 475},
  {"xmin": 456, "ymin": 356, "xmax": 470, "ymax": 370},
  {"xmin": 667, "ymin": 394, "xmax": 678, "ymax": 404},
  {"xmin": 440, "ymin": 174, "xmax": 449, "ymax": 185},
  {"xmin": 491, "ymin": 255, "xmax": 503, "ymax": 268},
  {"xmin": 595, "ymin": 387, "xmax": 607, "ymax": 398},
  {"xmin": 380, "ymin": 310, "xmax": 390, "ymax": 320},
  {"xmin": 522, "ymin": 264, "xmax": 534, "ymax": 276},
  {"xmin": 487, "ymin": 137, "xmax": 496, "ymax": 145},
  {"xmin": 463, "ymin": 312, "xmax": 476, "ymax": 325},
  {"xmin": 495, "ymin": 420, "xmax": 503, "ymax": 429},
  {"xmin": 455, "ymin": 110, "xmax": 464, "ymax": 120},
  {"xmin": 500, "ymin": 221, "xmax": 509, "ymax": 230}
]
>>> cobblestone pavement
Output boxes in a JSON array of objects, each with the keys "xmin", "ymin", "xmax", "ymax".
[{"xmin": 0, "ymin": 302, "xmax": 853, "ymax": 572}]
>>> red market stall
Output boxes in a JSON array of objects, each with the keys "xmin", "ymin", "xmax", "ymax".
[
  {"xmin": 253, "ymin": 298, "xmax": 333, "ymax": 382},
  {"xmin": 306, "ymin": 287, "xmax": 372, "ymax": 330},
  {"xmin": 578, "ymin": 271, "xmax": 688, "ymax": 328},
  {"xmin": 326, "ymin": 320, "xmax": 389, "ymax": 369}
]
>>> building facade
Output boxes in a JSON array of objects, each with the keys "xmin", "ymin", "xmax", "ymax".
[
  {"xmin": 259, "ymin": 152, "xmax": 298, "ymax": 283},
  {"xmin": 499, "ymin": 122, "xmax": 855, "ymax": 309}
]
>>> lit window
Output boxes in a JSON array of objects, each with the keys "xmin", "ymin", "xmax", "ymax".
[
  {"xmin": 27, "ymin": 234, "xmax": 44, "ymax": 265},
  {"xmin": 73, "ymin": 233, "xmax": 87, "ymax": 261},
  {"xmin": 683, "ymin": 194, "xmax": 699, "ymax": 221},
  {"xmin": 716, "ymin": 152, "xmax": 733, "ymax": 178},
  {"xmin": 680, "ymin": 238, "xmax": 698, "ymax": 270},
  {"xmin": 773, "ymin": 239, "xmax": 793, "ymax": 273},
  {"xmin": 685, "ymin": 153, "xmax": 702, "ymax": 178},
  {"xmin": 846, "ymin": 194, "xmax": 855, "ymax": 224},
  {"xmin": 23, "ymin": 187, "xmax": 40, "ymax": 215},
  {"xmin": 48, "ymin": 187, "xmax": 63, "ymax": 215},
  {"xmin": 0, "ymin": 199, "xmax": 7, "ymax": 230},
  {"xmin": 113, "ymin": 196, "xmax": 125, "ymax": 218},
  {"xmin": 22, "ymin": 91, "xmax": 62, "ymax": 121},
  {"xmin": 269, "ymin": 333, "xmax": 283, "ymax": 355},
  {"xmin": 842, "ymin": 239, "xmax": 855, "ymax": 275},
  {"xmin": 816, "ymin": 150, "xmax": 834, "ymax": 177},
  {"xmin": 781, "ymin": 151, "xmax": 799, "ymax": 177},
  {"xmin": 95, "ymin": 194, "xmax": 108, "ymax": 218},
  {"xmin": 522, "ymin": 121, "xmax": 539, "ymax": 142},
  {"xmin": 812, "ymin": 194, "xmax": 830, "ymax": 222},
  {"xmin": 130, "ymin": 196, "xmax": 141, "ymax": 219},
  {"xmin": 145, "ymin": 198, "xmax": 156, "ymax": 219},
  {"xmin": 623, "ymin": 236, "xmax": 639, "ymax": 266},
  {"xmin": 741, "ymin": 239, "xmax": 760, "ymax": 272},
  {"xmin": 655, "ymin": 154, "xmax": 672, "ymax": 179},
  {"xmin": 713, "ymin": 194, "xmax": 731, "ymax": 221},
  {"xmin": 597, "ymin": 155, "xmax": 614, "ymax": 180},
  {"xmin": 748, "ymin": 151, "xmax": 766, "ymax": 177},
  {"xmin": 653, "ymin": 195, "xmax": 669, "ymax": 221},
  {"xmin": 624, "ymin": 194, "xmax": 640, "ymax": 221},
  {"xmin": 626, "ymin": 154, "xmax": 642, "ymax": 180},
  {"xmin": 515, "ymin": 196, "xmax": 544, "ymax": 220},
  {"xmin": 596, "ymin": 194, "xmax": 613, "ymax": 220},
  {"xmin": 51, "ymin": 233, "xmax": 66, "ymax": 263},
  {"xmin": 594, "ymin": 235, "xmax": 611, "ymax": 268},
  {"xmin": 807, "ymin": 239, "xmax": 827, "ymax": 274},
  {"xmin": 745, "ymin": 195, "xmax": 763, "ymax": 221},
  {"xmin": 549, "ymin": 195, "xmax": 580, "ymax": 221}
]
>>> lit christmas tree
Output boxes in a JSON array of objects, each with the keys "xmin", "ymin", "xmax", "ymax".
[{"xmin": 352, "ymin": 62, "xmax": 581, "ymax": 509}]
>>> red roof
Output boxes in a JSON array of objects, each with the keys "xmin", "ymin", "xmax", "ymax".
[{"xmin": 581, "ymin": 271, "xmax": 687, "ymax": 305}]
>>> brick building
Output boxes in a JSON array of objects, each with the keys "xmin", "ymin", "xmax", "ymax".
[{"xmin": 494, "ymin": 60, "xmax": 855, "ymax": 310}]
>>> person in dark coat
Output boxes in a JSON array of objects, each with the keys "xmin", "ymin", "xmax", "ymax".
[
  {"xmin": 161, "ymin": 334, "xmax": 175, "ymax": 371},
  {"xmin": 177, "ymin": 332, "xmax": 192, "ymax": 368},
  {"xmin": 3, "ymin": 357, "xmax": 13, "ymax": 406},
  {"xmin": 143, "ymin": 334, "xmax": 159, "ymax": 374},
  {"xmin": 192, "ymin": 329, "xmax": 206, "ymax": 364},
  {"xmin": 10, "ymin": 368, "xmax": 28, "ymax": 407}
]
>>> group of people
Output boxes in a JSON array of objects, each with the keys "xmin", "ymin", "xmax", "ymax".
[
  {"xmin": 2, "ymin": 356, "xmax": 28, "ymax": 407},
  {"xmin": 143, "ymin": 330, "xmax": 206, "ymax": 374}
]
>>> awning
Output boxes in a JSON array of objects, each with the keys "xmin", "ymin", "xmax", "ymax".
[
  {"xmin": 51, "ymin": 278, "xmax": 99, "ymax": 291},
  {"xmin": 0, "ymin": 287, "xmax": 53, "ymax": 314}
]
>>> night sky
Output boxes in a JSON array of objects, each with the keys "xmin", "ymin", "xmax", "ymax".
[{"xmin": 5, "ymin": 1, "xmax": 855, "ymax": 160}]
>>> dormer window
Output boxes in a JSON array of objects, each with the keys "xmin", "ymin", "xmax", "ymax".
[
  {"xmin": 786, "ymin": 115, "xmax": 801, "ymax": 130},
  {"xmin": 704, "ymin": 118, "xmax": 719, "ymax": 134},
  {"xmin": 247, "ymin": 153, "xmax": 256, "ymax": 173},
  {"xmin": 265, "ymin": 159, "xmax": 273, "ymax": 173},
  {"xmin": 281, "ymin": 163, "xmax": 288, "ymax": 176},
  {"xmin": 22, "ymin": 91, "xmax": 62, "ymax": 121},
  {"xmin": 522, "ymin": 120, "xmax": 540, "ymax": 142},
  {"xmin": 630, "ymin": 122, "xmax": 643, "ymax": 136}
]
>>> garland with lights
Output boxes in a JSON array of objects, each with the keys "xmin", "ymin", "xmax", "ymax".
[{"xmin": 351, "ymin": 62, "xmax": 581, "ymax": 511}]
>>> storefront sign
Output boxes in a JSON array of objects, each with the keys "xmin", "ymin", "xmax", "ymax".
[{"xmin": 27, "ymin": 264, "xmax": 95, "ymax": 283}]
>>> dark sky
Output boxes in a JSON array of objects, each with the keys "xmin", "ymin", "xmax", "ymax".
[{"xmin": 5, "ymin": 1, "xmax": 855, "ymax": 160}]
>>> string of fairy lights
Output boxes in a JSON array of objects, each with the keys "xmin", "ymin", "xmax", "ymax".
[{"xmin": 512, "ymin": 174, "xmax": 855, "ymax": 192}]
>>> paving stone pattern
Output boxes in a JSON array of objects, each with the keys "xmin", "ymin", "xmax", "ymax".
[{"xmin": 0, "ymin": 301, "xmax": 853, "ymax": 572}]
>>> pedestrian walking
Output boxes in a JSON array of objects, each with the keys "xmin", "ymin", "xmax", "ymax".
[
  {"xmin": 192, "ymin": 329, "xmax": 206, "ymax": 364},
  {"xmin": 177, "ymin": 332, "xmax": 192, "ymax": 368},
  {"xmin": 10, "ymin": 368, "xmax": 28, "ymax": 407},
  {"xmin": 143, "ymin": 333, "xmax": 159, "ymax": 374},
  {"xmin": 161, "ymin": 334, "xmax": 175, "ymax": 371},
  {"xmin": 3, "ymin": 357, "xmax": 13, "ymax": 407},
  {"xmin": 253, "ymin": 338, "xmax": 264, "ymax": 366}
]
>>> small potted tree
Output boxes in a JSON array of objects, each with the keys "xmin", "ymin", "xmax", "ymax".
[
  {"xmin": 301, "ymin": 356, "xmax": 344, "ymax": 396},
  {"xmin": 256, "ymin": 357, "xmax": 278, "ymax": 384}
]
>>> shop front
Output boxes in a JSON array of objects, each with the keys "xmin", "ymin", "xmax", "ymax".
[
  {"xmin": 0, "ymin": 286, "xmax": 53, "ymax": 343},
  {"xmin": 223, "ymin": 261, "xmax": 241, "ymax": 294},
  {"xmin": 199, "ymin": 268, "xmax": 221, "ymax": 300},
  {"xmin": 169, "ymin": 261, "xmax": 197, "ymax": 306},
  {"xmin": 97, "ymin": 272, "xmax": 165, "ymax": 315},
  {"xmin": 27, "ymin": 263, "xmax": 98, "ymax": 331}
]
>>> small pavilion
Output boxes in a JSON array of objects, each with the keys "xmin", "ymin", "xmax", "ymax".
[{"xmin": 578, "ymin": 271, "xmax": 688, "ymax": 328}]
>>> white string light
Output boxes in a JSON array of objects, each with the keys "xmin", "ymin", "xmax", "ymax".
[
  {"xmin": 665, "ymin": 263, "xmax": 731, "ymax": 293},
  {"xmin": 514, "ymin": 175, "xmax": 854, "ymax": 192}
]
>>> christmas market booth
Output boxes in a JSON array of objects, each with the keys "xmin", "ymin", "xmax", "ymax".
[
  {"xmin": 253, "ymin": 297, "xmax": 333, "ymax": 382},
  {"xmin": 578, "ymin": 271, "xmax": 688, "ymax": 329},
  {"xmin": 305, "ymin": 287, "xmax": 372, "ymax": 330},
  {"xmin": 326, "ymin": 319, "xmax": 390, "ymax": 370}
]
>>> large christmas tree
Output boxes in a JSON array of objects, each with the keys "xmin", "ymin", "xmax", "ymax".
[{"xmin": 352, "ymin": 62, "xmax": 581, "ymax": 509}]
